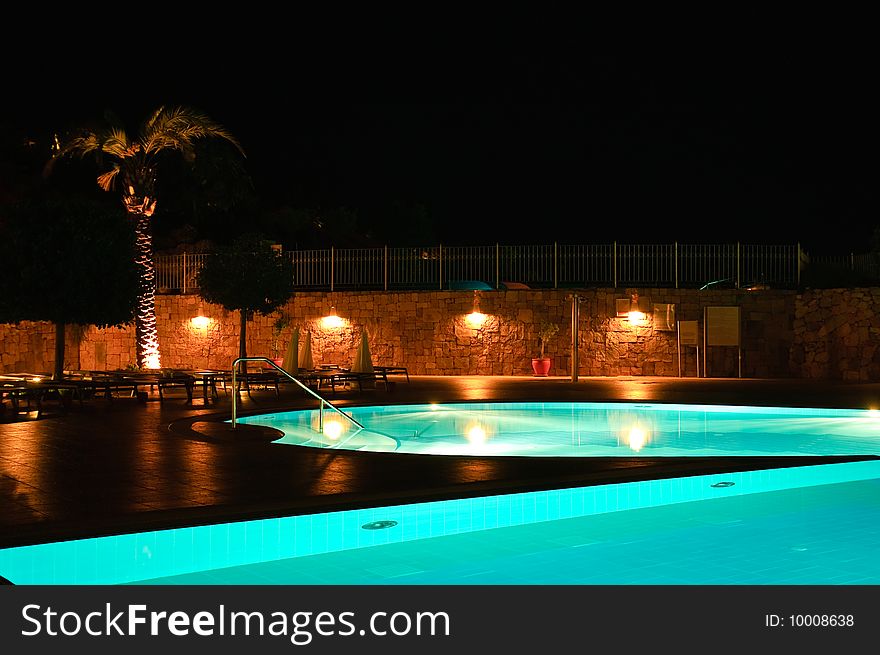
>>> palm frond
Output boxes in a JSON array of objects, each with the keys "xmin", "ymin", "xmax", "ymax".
[
  {"xmin": 141, "ymin": 106, "xmax": 245, "ymax": 157},
  {"xmin": 102, "ymin": 128, "xmax": 132, "ymax": 158},
  {"xmin": 143, "ymin": 106, "xmax": 166, "ymax": 134},
  {"xmin": 57, "ymin": 132, "xmax": 103, "ymax": 158},
  {"xmin": 96, "ymin": 164, "xmax": 121, "ymax": 191},
  {"xmin": 43, "ymin": 131, "xmax": 102, "ymax": 177}
]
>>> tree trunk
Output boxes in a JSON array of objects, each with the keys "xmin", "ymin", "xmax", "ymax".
[
  {"xmin": 130, "ymin": 209, "xmax": 161, "ymax": 369},
  {"xmin": 53, "ymin": 321, "xmax": 65, "ymax": 380},
  {"xmin": 239, "ymin": 309, "xmax": 248, "ymax": 375}
]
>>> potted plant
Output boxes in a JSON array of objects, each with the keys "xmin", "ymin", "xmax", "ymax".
[
  {"xmin": 531, "ymin": 321, "xmax": 559, "ymax": 376},
  {"xmin": 271, "ymin": 312, "xmax": 291, "ymax": 366}
]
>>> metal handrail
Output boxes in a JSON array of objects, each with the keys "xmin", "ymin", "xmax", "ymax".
[{"xmin": 231, "ymin": 357, "xmax": 366, "ymax": 433}]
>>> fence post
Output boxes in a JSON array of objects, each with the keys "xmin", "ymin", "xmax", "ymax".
[
  {"xmin": 384, "ymin": 245, "xmax": 388, "ymax": 291},
  {"xmin": 736, "ymin": 242, "xmax": 741, "ymax": 289},
  {"xmin": 796, "ymin": 242, "xmax": 801, "ymax": 286},
  {"xmin": 496, "ymin": 243, "xmax": 500, "ymax": 290},
  {"xmin": 674, "ymin": 241, "xmax": 678, "ymax": 289},
  {"xmin": 554, "ymin": 241, "xmax": 558, "ymax": 289},
  {"xmin": 439, "ymin": 244, "xmax": 443, "ymax": 290},
  {"xmin": 613, "ymin": 241, "xmax": 617, "ymax": 288},
  {"xmin": 182, "ymin": 252, "xmax": 187, "ymax": 294},
  {"xmin": 851, "ymin": 252, "xmax": 855, "ymax": 270},
  {"xmin": 330, "ymin": 246, "xmax": 335, "ymax": 292}
]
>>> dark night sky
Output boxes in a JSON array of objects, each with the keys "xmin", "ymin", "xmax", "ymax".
[{"xmin": 2, "ymin": 47, "xmax": 876, "ymax": 254}]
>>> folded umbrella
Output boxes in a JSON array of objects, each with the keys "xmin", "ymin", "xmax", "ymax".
[
  {"xmin": 281, "ymin": 326, "xmax": 300, "ymax": 375},
  {"xmin": 299, "ymin": 330, "xmax": 314, "ymax": 371}
]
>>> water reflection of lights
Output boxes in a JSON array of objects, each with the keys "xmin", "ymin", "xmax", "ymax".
[
  {"xmin": 323, "ymin": 419, "xmax": 344, "ymax": 440},
  {"xmin": 466, "ymin": 424, "xmax": 488, "ymax": 444},
  {"xmin": 626, "ymin": 425, "xmax": 649, "ymax": 452}
]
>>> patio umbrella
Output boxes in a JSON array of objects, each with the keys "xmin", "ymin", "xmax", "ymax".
[
  {"xmin": 351, "ymin": 327, "xmax": 374, "ymax": 374},
  {"xmin": 299, "ymin": 330, "xmax": 314, "ymax": 370},
  {"xmin": 281, "ymin": 326, "xmax": 300, "ymax": 375}
]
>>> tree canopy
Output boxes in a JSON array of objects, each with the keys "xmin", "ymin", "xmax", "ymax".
[
  {"xmin": 0, "ymin": 196, "xmax": 139, "ymax": 327},
  {"xmin": 196, "ymin": 234, "xmax": 294, "ymax": 317}
]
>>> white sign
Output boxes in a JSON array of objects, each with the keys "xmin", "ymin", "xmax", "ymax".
[
  {"xmin": 706, "ymin": 307, "xmax": 740, "ymax": 346},
  {"xmin": 678, "ymin": 320, "xmax": 699, "ymax": 346},
  {"xmin": 653, "ymin": 303, "xmax": 675, "ymax": 331}
]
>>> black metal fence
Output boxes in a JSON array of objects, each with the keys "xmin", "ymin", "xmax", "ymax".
[{"xmin": 155, "ymin": 242, "xmax": 813, "ymax": 293}]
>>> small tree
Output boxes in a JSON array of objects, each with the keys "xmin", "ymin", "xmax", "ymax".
[
  {"xmin": 272, "ymin": 311, "xmax": 292, "ymax": 359},
  {"xmin": 196, "ymin": 234, "xmax": 294, "ymax": 371},
  {"xmin": 0, "ymin": 197, "xmax": 139, "ymax": 378},
  {"xmin": 536, "ymin": 321, "xmax": 559, "ymax": 359}
]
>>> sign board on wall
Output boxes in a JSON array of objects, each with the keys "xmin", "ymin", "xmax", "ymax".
[
  {"xmin": 653, "ymin": 303, "xmax": 676, "ymax": 331},
  {"xmin": 705, "ymin": 306, "xmax": 740, "ymax": 346},
  {"xmin": 678, "ymin": 320, "xmax": 699, "ymax": 345}
]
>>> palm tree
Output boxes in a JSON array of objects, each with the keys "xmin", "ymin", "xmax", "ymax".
[{"xmin": 46, "ymin": 106, "xmax": 244, "ymax": 368}]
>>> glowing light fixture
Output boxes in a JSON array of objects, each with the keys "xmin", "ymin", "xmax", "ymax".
[
  {"xmin": 322, "ymin": 306, "xmax": 344, "ymax": 329},
  {"xmin": 191, "ymin": 315, "xmax": 211, "ymax": 329},
  {"xmin": 627, "ymin": 292, "xmax": 647, "ymax": 326},
  {"xmin": 465, "ymin": 290, "xmax": 487, "ymax": 327}
]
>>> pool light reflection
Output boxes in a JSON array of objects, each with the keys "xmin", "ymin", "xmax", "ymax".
[
  {"xmin": 323, "ymin": 419, "xmax": 344, "ymax": 440},
  {"xmin": 466, "ymin": 424, "xmax": 488, "ymax": 445},
  {"xmin": 626, "ymin": 425, "xmax": 650, "ymax": 452}
]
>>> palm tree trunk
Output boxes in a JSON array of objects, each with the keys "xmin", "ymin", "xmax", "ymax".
[{"xmin": 131, "ymin": 210, "xmax": 161, "ymax": 369}]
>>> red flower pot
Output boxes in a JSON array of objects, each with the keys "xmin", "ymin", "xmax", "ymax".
[{"xmin": 531, "ymin": 357, "xmax": 552, "ymax": 376}]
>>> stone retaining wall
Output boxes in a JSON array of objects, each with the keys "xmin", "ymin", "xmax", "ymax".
[
  {"xmin": 1, "ymin": 287, "xmax": 877, "ymax": 380},
  {"xmin": 789, "ymin": 288, "xmax": 880, "ymax": 381}
]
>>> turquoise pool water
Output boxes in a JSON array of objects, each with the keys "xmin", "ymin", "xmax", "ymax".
[
  {"xmin": 2, "ymin": 460, "xmax": 879, "ymax": 584},
  {"xmin": 236, "ymin": 402, "xmax": 880, "ymax": 457}
]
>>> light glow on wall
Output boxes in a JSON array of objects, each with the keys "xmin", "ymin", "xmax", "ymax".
[
  {"xmin": 465, "ymin": 290, "xmax": 488, "ymax": 328},
  {"xmin": 465, "ymin": 311, "xmax": 487, "ymax": 327},
  {"xmin": 627, "ymin": 310, "xmax": 647, "ymax": 326},
  {"xmin": 191, "ymin": 315, "xmax": 211, "ymax": 329},
  {"xmin": 321, "ymin": 306, "xmax": 344, "ymax": 329}
]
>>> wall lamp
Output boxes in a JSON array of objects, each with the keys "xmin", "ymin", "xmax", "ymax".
[
  {"xmin": 321, "ymin": 305, "xmax": 344, "ymax": 329},
  {"xmin": 465, "ymin": 291, "xmax": 487, "ymax": 327},
  {"xmin": 616, "ymin": 292, "xmax": 649, "ymax": 326},
  {"xmin": 190, "ymin": 303, "xmax": 212, "ymax": 330}
]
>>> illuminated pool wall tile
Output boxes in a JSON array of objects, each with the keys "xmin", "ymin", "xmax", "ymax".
[{"xmin": 2, "ymin": 460, "xmax": 877, "ymax": 585}]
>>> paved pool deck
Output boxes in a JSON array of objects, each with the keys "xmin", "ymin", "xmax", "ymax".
[{"xmin": 1, "ymin": 375, "xmax": 879, "ymax": 548}]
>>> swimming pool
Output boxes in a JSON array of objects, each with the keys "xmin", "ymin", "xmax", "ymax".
[
  {"xmin": 236, "ymin": 402, "xmax": 880, "ymax": 457},
  {"xmin": 3, "ymin": 402, "xmax": 878, "ymax": 585},
  {"xmin": 1, "ymin": 460, "xmax": 879, "ymax": 585}
]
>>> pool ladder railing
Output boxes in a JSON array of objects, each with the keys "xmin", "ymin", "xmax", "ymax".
[{"xmin": 230, "ymin": 357, "xmax": 366, "ymax": 434}]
